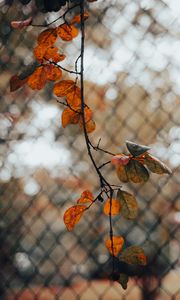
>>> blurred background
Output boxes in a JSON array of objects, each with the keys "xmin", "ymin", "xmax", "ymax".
[{"xmin": 0, "ymin": 0, "xmax": 179, "ymax": 299}]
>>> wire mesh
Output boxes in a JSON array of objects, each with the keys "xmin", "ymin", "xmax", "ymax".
[{"xmin": 0, "ymin": 0, "xmax": 179, "ymax": 299}]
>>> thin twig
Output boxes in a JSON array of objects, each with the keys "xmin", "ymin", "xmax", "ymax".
[
  {"xmin": 32, "ymin": 4, "xmax": 80, "ymax": 27},
  {"xmin": 98, "ymin": 161, "xmax": 111, "ymax": 169},
  {"xmin": 79, "ymin": 1, "xmax": 112, "ymax": 190}
]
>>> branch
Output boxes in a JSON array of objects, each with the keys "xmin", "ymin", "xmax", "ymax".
[{"xmin": 32, "ymin": 4, "xmax": 80, "ymax": 27}]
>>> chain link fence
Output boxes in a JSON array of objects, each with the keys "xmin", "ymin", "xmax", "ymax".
[{"xmin": 0, "ymin": 0, "xmax": 179, "ymax": 299}]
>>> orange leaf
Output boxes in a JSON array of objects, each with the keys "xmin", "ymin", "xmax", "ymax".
[
  {"xmin": 34, "ymin": 45, "xmax": 66, "ymax": 63},
  {"xmin": 66, "ymin": 86, "xmax": 81, "ymax": 108},
  {"xmin": 27, "ymin": 66, "xmax": 47, "ymax": 90},
  {"xmin": 70, "ymin": 12, "xmax": 89, "ymax": 25},
  {"xmin": 63, "ymin": 205, "xmax": 86, "ymax": 231},
  {"xmin": 61, "ymin": 107, "xmax": 80, "ymax": 128},
  {"xmin": 44, "ymin": 65, "xmax": 62, "ymax": 81},
  {"xmin": 34, "ymin": 44, "xmax": 47, "ymax": 62},
  {"xmin": 10, "ymin": 74, "xmax": 27, "ymax": 92},
  {"xmin": 105, "ymin": 236, "xmax": 124, "ymax": 257},
  {"xmin": 53, "ymin": 80, "xmax": 75, "ymax": 97},
  {"xmin": 79, "ymin": 107, "xmax": 93, "ymax": 124},
  {"xmin": 80, "ymin": 119, "xmax": 96, "ymax": 133},
  {"xmin": 57, "ymin": 24, "xmax": 78, "ymax": 41},
  {"xmin": 77, "ymin": 190, "xmax": 94, "ymax": 204},
  {"xmin": 103, "ymin": 198, "xmax": 121, "ymax": 216},
  {"xmin": 11, "ymin": 16, "xmax": 32, "ymax": 29},
  {"xmin": 44, "ymin": 47, "xmax": 66, "ymax": 63},
  {"xmin": 37, "ymin": 28, "xmax": 57, "ymax": 47}
]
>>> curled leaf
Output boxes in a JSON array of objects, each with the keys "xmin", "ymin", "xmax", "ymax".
[
  {"xmin": 53, "ymin": 80, "xmax": 75, "ymax": 97},
  {"xmin": 144, "ymin": 153, "xmax": 172, "ymax": 175},
  {"xmin": 10, "ymin": 75, "xmax": 27, "ymax": 92},
  {"xmin": 103, "ymin": 198, "xmax": 121, "ymax": 216},
  {"xmin": 71, "ymin": 12, "xmax": 89, "ymax": 25},
  {"xmin": 61, "ymin": 107, "xmax": 80, "ymax": 128},
  {"xmin": 117, "ymin": 190, "xmax": 138, "ymax": 220},
  {"xmin": 105, "ymin": 236, "xmax": 124, "ymax": 257},
  {"xmin": 111, "ymin": 154, "xmax": 130, "ymax": 166},
  {"xmin": 119, "ymin": 246, "xmax": 147, "ymax": 266},
  {"xmin": 11, "ymin": 16, "xmax": 32, "ymax": 29},
  {"xmin": 63, "ymin": 205, "xmax": 86, "ymax": 231},
  {"xmin": 126, "ymin": 140, "xmax": 151, "ymax": 157},
  {"xmin": 126, "ymin": 160, "xmax": 149, "ymax": 183},
  {"xmin": 118, "ymin": 273, "xmax": 129, "ymax": 290},
  {"xmin": 77, "ymin": 190, "xmax": 94, "ymax": 204}
]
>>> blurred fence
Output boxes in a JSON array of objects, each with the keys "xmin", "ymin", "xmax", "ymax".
[{"xmin": 0, "ymin": 0, "xmax": 179, "ymax": 299}]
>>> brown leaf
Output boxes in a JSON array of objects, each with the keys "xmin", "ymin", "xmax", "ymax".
[
  {"xmin": 126, "ymin": 160, "xmax": 149, "ymax": 183},
  {"xmin": 119, "ymin": 246, "xmax": 147, "ymax": 266},
  {"xmin": 10, "ymin": 75, "xmax": 27, "ymax": 92},
  {"xmin": 103, "ymin": 198, "xmax": 121, "ymax": 216},
  {"xmin": 11, "ymin": 16, "xmax": 32, "ymax": 29},
  {"xmin": 63, "ymin": 205, "xmax": 86, "ymax": 231},
  {"xmin": 116, "ymin": 165, "xmax": 129, "ymax": 183},
  {"xmin": 118, "ymin": 273, "xmax": 129, "ymax": 290},
  {"xmin": 117, "ymin": 190, "xmax": 138, "ymax": 220},
  {"xmin": 105, "ymin": 236, "xmax": 124, "ymax": 257},
  {"xmin": 144, "ymin": 153, "xmax": 172, "ymax": 174}
]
